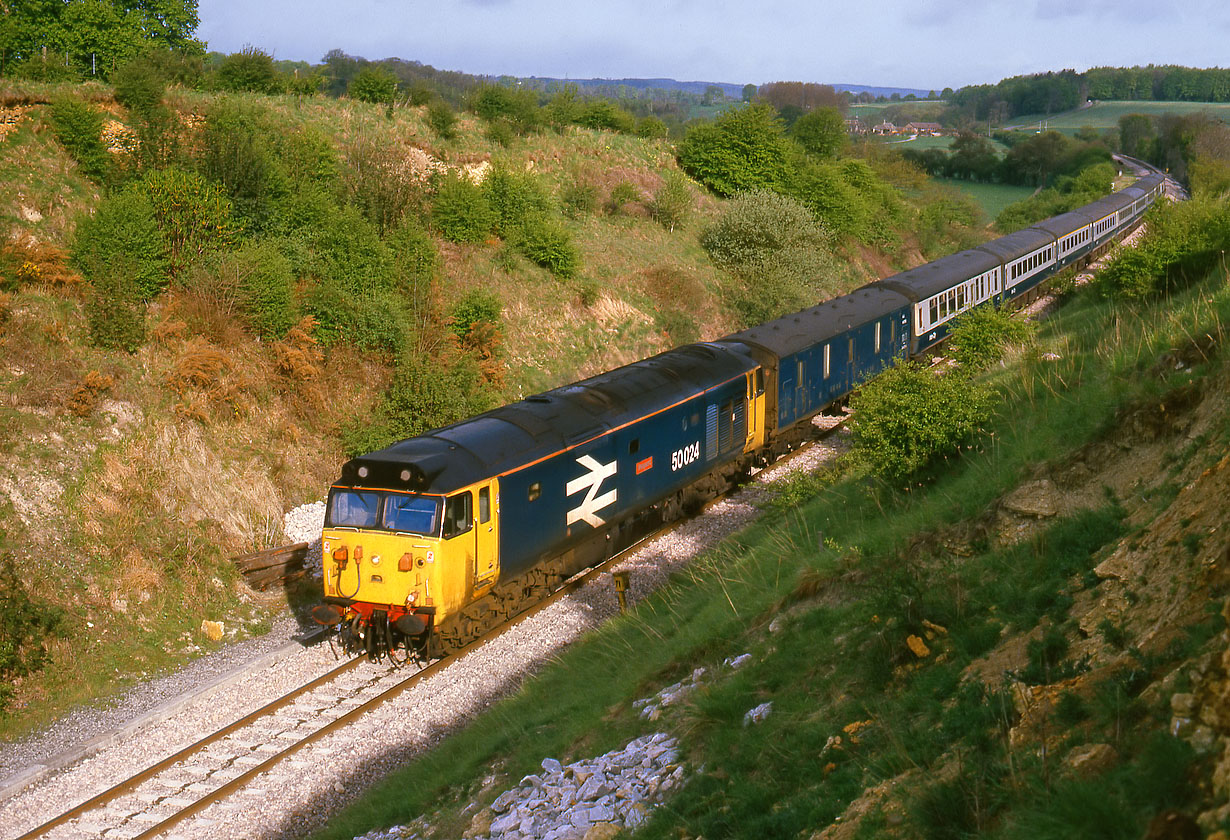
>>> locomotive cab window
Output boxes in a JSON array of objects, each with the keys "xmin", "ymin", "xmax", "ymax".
[
  {"xmin": 328, "ymin": 490, "xmax": 381, "ymax": 529},
  {"xmin": 383, "ymin": 494, "xmax": 441, "ymax": 536},
  {"xmin": 444, "ymin": 492, "xmax": 472, "ymax": 538}
]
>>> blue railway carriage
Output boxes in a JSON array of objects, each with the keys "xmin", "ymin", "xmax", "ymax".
[
  {"xmin": 976, "ymin": 228, "xmax": 1057, "ymax": 302},
  {"xmin": 720, "ymin": 285, "xmax": 910, "ymax": 450},
  {"xmin": 319, "ymin": 341, "xmax": 765, "ymax": 650},
  {"xmin": 1032, "ymin": 210, "xmax": 1099, "ymax": 271},
  {"xmin": 872, "ymin": 249, "xmax": 1003, "ymax": 355}
]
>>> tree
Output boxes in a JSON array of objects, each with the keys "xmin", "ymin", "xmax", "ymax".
[
  {"xmin": 215, "ymin": 46, "xmax": 279, "ymax": 93},
  {"xmin": 677, "ymin": 104, "xmax": 793, "ymax": 196},
  {"xmin": 742, "ymin": 84, "xmax": 757, "ymax": 103},
  {"xmin": 790, "ymin": 106, "xmax": 846, "ymax": 158},
  {"xmin": 348, "ymin": 66, "xmax": 397, "ymax": 104}
]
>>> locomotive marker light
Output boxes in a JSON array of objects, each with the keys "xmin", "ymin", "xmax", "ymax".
[{"xmin": 612, "ymin": 570, "xmax": 630, "ymax": 614}]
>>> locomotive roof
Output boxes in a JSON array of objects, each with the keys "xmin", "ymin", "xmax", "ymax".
[
  {"xmin": 720, "ymin": 285, "xmax": 909, "ymax": 359},
  {"xmin": 337, "ymin": 342, "xmax": 757, "ymax": 494},
  {"xmin": 870, "ymin": 248, "xmax": 1002, "ymax": 301}
]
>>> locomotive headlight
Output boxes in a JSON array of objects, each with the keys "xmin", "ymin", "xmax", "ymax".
[{"xmin": 406, "ymin": 590, "xmax": 418, "ymax": 605}]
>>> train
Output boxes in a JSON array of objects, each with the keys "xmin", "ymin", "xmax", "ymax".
[{"xmin": 310, "ymin": 168, "xmax": 1167, "ymax": 662}]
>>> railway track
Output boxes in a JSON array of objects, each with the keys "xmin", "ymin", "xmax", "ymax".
[{"xmin": 15, "ymin": 555, "xmax": 623, "ymax": 840}]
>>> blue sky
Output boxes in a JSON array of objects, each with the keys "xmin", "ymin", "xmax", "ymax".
[{"xmin": 197, "ymin": 0, "xmax": 1229, "ymax": 91}]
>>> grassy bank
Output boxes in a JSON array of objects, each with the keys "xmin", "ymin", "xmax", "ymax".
[{"xmin": 312, "ymin": 262, "xmax": 1230, "ymax": 839}]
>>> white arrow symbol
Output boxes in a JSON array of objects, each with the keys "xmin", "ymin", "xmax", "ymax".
[{"xmin": 566, "ymin": 454, "xmax": 618, "ymax": 528}]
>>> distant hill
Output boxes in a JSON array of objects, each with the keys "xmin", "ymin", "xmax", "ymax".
[{"xmin": 519, "ymin": 77, "xmax": 932, "ymax": 100}]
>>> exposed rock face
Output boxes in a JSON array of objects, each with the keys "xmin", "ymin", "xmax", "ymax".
[{"xmin": 1001, "ymin": 479, "xmax": 1061, "ymax": 518}]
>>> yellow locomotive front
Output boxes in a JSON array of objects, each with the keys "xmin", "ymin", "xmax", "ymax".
[{"xmin": 313, "ymin": 476, "xmax": 500, "ymax": 660}]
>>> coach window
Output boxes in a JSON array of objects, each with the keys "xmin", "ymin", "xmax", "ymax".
[
  {"xmin": 823, "ymin": 344, "xmax": 831, "ymax": 379},
  {"xmin": 444, "ymin": 492, "xmax": 473, "ymax": 538},
  {"xmin": 874, "ymin": 321, "xmax": 882, "ymax": 353}
]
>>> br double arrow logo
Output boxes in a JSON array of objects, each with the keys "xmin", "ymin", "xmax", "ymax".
[{"xmin": 566, "ymin": 454, "xmax": 618, "ymax": 528}]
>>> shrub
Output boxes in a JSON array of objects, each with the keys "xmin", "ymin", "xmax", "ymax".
[
  {"xmin": 49, "ymin": 97, "xmax": 110, "ymax": 183},
  {"xmin": 483, "ymin": 166, "xmax": 551, "ymax": 237},
  {"xmin": 427, "ymin": 100, "xmax": 457, "ymax": 139},
  {"xmin": 275, "ymin": 126, "xmax": 341, "ymax": 192},
  {"xmin": 112, "ymin": 55, "xmax": 166, "ymax": 116},
  {"xmin": 577, "ymin": 100, "xmax": 635, "ymax": 133},
  {"xmin": 224, "ymin": 241, "xmax": 298, "ymax": 339},
  {"xmin": 636, "ymin": 116, "xmax": 669, "ymax": 140},
  {"xmin": 561, "ymin": 182, "xmax": 598, "ymax": 218},
  {"xmin": 947, "ymin": 305, "xmax": 1036, "ymax": 371},
  {"xmin": 848, "ymin": 360, "xmax": 997, "ymax": 482},
  {"xmin": 450, "ymin": 289, "xmax": 502, "ymax": 342},
  {"xmin": 72, "ymin": 189, "xmax": 169, "ymax": 300},
  {"xmin": 140, "ymin": 167, "xmax": 240, "ymax": 276},
  {"xmin": 677, "ymin": 104, "xmax": 793, "ymax": 196},
  {"xmin": 606, "ymin": 181, "xmax": 641, "ymax": 214},
  {"xmin": 348, "ymin": 67, "xmax": 398, "ymax": 104},
  {"xmin": 430, "ymin": 172, "xmax": 496, "ymax": 243},
  {"xmin": 85, "ymin": 255, "xmax": 148, "ymax": 351},
  {"xmin": 650, "ymin": 172, "xmax": 693, "ymax": 232},
  {"xmin": 200, "ymin": 101, "xmax": 288, "ymax": 235},
  {"xmin": 513, "ymin": 215, "xmax": 580, "ymax": 279},
  {"xmin": 469, "ymin": 83, "xmax": 540, "ymax": 133},
  {"xmin": 341, "ymin": 352, "xmax": 498, "ymax": 455},
  {"xmin": 344, "ymin": 136, "xmax": 423, "ymax": 236},
  {"xmin": 0, "ymin": 535, "xmax": 66, "ymax": 715},
  {"xmin": 215, "ymin": 46, "xmax": 280, "ymax": 94}
]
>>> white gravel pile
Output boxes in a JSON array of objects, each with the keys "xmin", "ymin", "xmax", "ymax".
[{"xmin": 284, "ymin": 499, "xmax": 326, "ymax": 578}]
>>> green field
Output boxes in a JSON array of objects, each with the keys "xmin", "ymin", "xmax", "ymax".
[
  {"xmin": 1006, "ymin": 99, "xmax": 1230, "ymax": 134},
  {"xmin": 932, "ymin": 177, "xmax": 1037, "ymax": 220}
]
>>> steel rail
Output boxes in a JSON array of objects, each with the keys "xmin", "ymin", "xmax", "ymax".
[{"xmin": 14, "ymin": 655, "xmax": 366, "ymax": 840}]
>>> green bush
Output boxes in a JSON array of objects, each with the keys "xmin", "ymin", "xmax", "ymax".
[
  {"xmin": 341, "ymin": 352, "xmax": 498, "ymax": 455},
  {"xmin": 513, "ymin": 215, "xmax": 580, "ymax": 279},
  {"xmin": 430, "ymin": 172, "xmax": 496, "ymax": 244},
  {"xmin": 650, "ymin": 171, "xmax": 693, "ymax": 232},
  {"xmin": 0, "ymin": 537, "xmax": 66, "ymax": 715},
  {"xmin": 577, "ymin": 100, "xmax": 635, "ymax": 133},
  {"xmin": 561, "ymin": 182, "xmax": 598, "ymax": 218},
  {"xmin": 226, "ymin": 241, "xmax": 298, "ymax": 339},
  {"xmin": 141, "ymin": 167, "xmax": 240, "ymax": 275},
  {"xmin": 450, "ymin": 289, "xmax": 502, "ymax": 342},
  {"xmin": 677, "ymin": 104, "xmax": 793, "ymax": 197},
  {"xmin": 636, "ymin": 116, "xmax": 669, "ymax": 140},
  {"xmin": 606, "ymin": 181, "xmax": 641, "ymax": 214},
  {"xmin": 200, "ymin": 101, "xmax": 288, "ymax": 235},
  {"xmin": 348, "ymin": 67, "xmax": 397, "ymax": 104},
  {"xmin": 343, "ymin": 136, "xmax": 423, "ymax": 236},
  {"xmin": 701, "ymin": 189, "xmax": 838, "ymax": 324},
  {"xmin": 469, "ymin": 83, "xmax": 540, "ymax": 134},
  {"xmin": 1098, "ymin": 196, "xmax": 1230, "ymax": 300},
  {"xmin": 274, "ymin": 126, "xmax": 341, "ymax": 193},
  {"xmin": 947, "ymin": 305, "xmax": 1036, "ymax": 371},
  {"xmin": 112, "ymin": 55, "xmax": 166, "ymax": 116},
  {"xmin": 427, "ymin": 100, "xmax": 457, "ymax": 139},
  {"xmin": 85, "ymin": 255, "xmax": 148, "ymax": 351},
  {"xmin": 214, "ymin": 46, "xmax": 280, "ymax": 94},
  {"xmin": 49, "ymin": 98, "xmax": 110, "ymax": 183},
  {"xmin": 848, "ymin": 360, "xmax": 997, "ymax": 482},
  {"xmin": 483, "ymin": 166, "xmax": 551, "ymax": 237},
  {"xmin": 72, "ymin": 189, "xmax": 169, "ymax": 300},
  {"xmin": 304, "ymin": 202, "xmax": 395, "ymax": 295}
]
